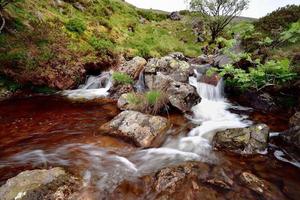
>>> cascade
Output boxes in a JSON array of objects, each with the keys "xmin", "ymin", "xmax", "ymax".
[{"xmin": 62, "ymin": 72, "xmax": 112, "ymax": 100}]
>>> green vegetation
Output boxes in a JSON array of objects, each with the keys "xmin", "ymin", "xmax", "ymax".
[
  {"xmin": 0, "ymin": 74, "xmax": 22, "ymax": 92},
  {"xmin": 254, "ymin": 5, "xmax": 300, "ymax": 37},
  {"xmin": 112, "ymin": 72, "xmax": 133, "ymax": 85},
  {"xmin": 208, "ymin": 59, "xmax": 297, "ymax": 91},
  {"xmin": 65, "ymin": 18, "xmax": 86, "ymax": 34},
  {"xmin": 125, "ymin": 90, "xmax": 168, "ymax": 114}
]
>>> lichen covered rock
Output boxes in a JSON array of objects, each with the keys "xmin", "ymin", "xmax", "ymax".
[
  {"xmin": 213, "ymin": 124, "xmax": 269, "ymax": 154},
  {"xmin": 99, "ymin": 111, "xmax": 170, "ymax": 147}
]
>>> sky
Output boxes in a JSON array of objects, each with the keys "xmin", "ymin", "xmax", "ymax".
[{"xmin": 125, "ymin": 0, "xmax": 300, "ymax": 18}]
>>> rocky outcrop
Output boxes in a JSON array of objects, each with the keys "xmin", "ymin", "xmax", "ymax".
[
  {"xmin": 213, "ymin": 124, "xmax": 270, "ymax": 155},
  {"xmin": 169, "ymin": 12, "xmax": 181, "ymax": 21},
  {"xmin": 99, "ymin": 111, "xmax": 170, "ymax": 148},
  {"xmin": 117, "ymin": 57, "xmax": 147, "ymax": 79},
  {"xmin": 289, "ymin": 112, "xmax": 300, "ymax": 127},
  {"xmin": 145, "ymin": 55, "xmax": 190, "ymax": 83},
  {"xmin": 0, "ymin": 168, "xmax": 80, "ymax": 200},
  {"xmin": 145, "ymin": 72, "xmax": 199, "ymax": 112}
]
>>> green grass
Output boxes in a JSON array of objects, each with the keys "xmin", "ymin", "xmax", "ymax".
[
  {"xmin": 112, "ymin": 72, "xmax": 134, "ymax": 85},
  {"xmin": 145, "ymin": 90, "xmax": 162, "ymax": 105},
  {"xmin": 65, "ymin": 18, "xmax": 86, "ymax": 34}
]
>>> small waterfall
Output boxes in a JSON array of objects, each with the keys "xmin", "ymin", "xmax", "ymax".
[
  {"xmin": 134, "ymin": 70, "xmax": 146, "ymax": 93},
  {"xmin": 163, "ymin": 72, "xmax": 250, "ymax": 156},
  {"xmin": 62, "ymin": 72, "xmax": 112, "ymax": 100}
]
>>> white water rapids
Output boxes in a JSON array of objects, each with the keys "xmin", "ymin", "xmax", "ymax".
[{"xmin": 1, "ymin": 70, "xmax": 253, "ymax": 193}]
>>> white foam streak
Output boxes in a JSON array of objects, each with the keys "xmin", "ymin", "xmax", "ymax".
[{"xmin": 62, "ymin": 72, "xmax": 112, "ymax": 100}]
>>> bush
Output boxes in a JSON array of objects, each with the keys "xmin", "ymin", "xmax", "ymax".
[
  {"xmin": 255, "ymin": 5, "xmax": 300, "ymax": 37},
  {"xmin": 66, "ymin": 18, "xmax": 86, "ymax": 34},
  {"xmin": 112, "ymin": 72, "xmax": 133, "ymax": 85},
  {"xmin": 89, "ymin": 37, "xmax": 114, "ymax": 54},
  {"xmin": 208, "ymin": 59, "xmax": 297, "ymax": 91}
]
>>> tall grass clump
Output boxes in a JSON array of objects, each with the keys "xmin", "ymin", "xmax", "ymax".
[{"xmin": 112, "ymin": 72, "xmax": 133, "ymax": 85}]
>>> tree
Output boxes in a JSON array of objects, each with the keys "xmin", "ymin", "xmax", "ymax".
[
  {"xmin": 0, "ymin": 0, "xmax": 14, "ymax": 33},
  {"xmin": 189, "ymin": 0, "xmax": 249, "ymax": 43}
]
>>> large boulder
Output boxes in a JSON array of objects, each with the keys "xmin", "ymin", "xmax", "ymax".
[
  {"xmin": 213, "ymin": 124, "xmax": 270, "ymax": 155},
  {"xmin": 145, "ymin": 73, "xmax": 199, "ymax": 112},
  {"xmin": 99, "ymin": 111, "xmax": 170, "ymax": 148},
  {"xmin": 117, "ymin": 56, "xmax": 147, "ymax": 79},
  {"xmin": 145, "ymin": 55, "xmax": 190, "ymax": 82},
  {"xmin": 280, "ymin": 126, "xmax": 300, "ymax": 151},
  {"xmin": 0, "ymin": 168, "xmax": 80, "ymax": 200}
]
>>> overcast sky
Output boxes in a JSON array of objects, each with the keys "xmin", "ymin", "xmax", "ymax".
[{"xmin": 125, "ymin": 0, "xmax": 300, "ymax": 18}]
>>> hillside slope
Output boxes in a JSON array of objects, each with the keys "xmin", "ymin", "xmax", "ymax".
[{"xmin": 0, "ymin": 0, "xmax": 201, "ymax": 89}]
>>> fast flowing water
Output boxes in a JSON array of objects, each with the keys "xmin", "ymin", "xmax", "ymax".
[{"xmin": 0, "ymin": 72, "xmax": 299, "ymax": 199}]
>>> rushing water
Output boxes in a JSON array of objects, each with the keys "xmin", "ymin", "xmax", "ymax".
[
  {"xmin": 62, "ymin": 72, "xmax": 112, "ymax": 100},
  {"xmin": 0, "ymin": 72, "xmax": 299, "ymax": 199}
]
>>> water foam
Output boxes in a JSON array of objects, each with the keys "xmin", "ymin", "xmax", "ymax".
[{"xmin": 62, "ymin": 72, "xmax": 112, "ymax": 100}]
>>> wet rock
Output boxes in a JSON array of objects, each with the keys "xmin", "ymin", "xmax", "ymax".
[
  {"xmin": 199, "ymin": 74, "xmax": 221, "ymax": 86},
  {"xmin": 117, "ymin": 57, "xmax": 147, "ymax": 79},
  {"xmin": 99, "ymin": 111, "xmax": 170, "ymax": 147},
  {"xmin": 289, "ymin": 112, "xmax": 300, "ymax": 127},
  {"xmin": 145, "ymin": 73, "xmax": 199, "ymax": 112},
  {"xmin": 280, "ymin": 126, "xmax": 300, "ymax": 151},
  {"xmin": 239, "ymin": 91, "xmax": 278, "ymax": 113},
  {"xmin": 206, "ymin": 167, "xmax": 234, "ymax": 190},
  {"xmin": 213, "ymin": 124, "xmax": 269, "ymax": 154},
  {"xmin": 240, "ymin": 172, "xmax": 266, "ymax": 194},
  {"xmin": 169, "ymin": 12, "xmax": 181, "ymax": 21},
  {"xmin": 109, "ymin": 84, "xmax": 134, "ymax": 100},
  {"xmin": 0, "ymin": 168, "xmax": 80, "ymax": 200}
]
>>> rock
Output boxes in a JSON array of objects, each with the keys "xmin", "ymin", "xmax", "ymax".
[
  {"xmin": 289, "ymin": 112, "xmax": 300, "ymax": 127},
  {"xmin": 188, "ymin": 55, "xmax": 210, "ymax": 65},
  {"xmin": 199, "ymin": 74, "xmax": 221, "ymax": 86},
  {"xmin": 99, "ymin": 111, "xmax": 170, "ymax": 147},
  {"xmin": 206, "ymin": 167, "xmax": 234, "ymax": 190},
  {"xmin": 169, "ymin": 12, "xmax": 181, "ymax": 21},
  {"xmin": 109, "ymin": 84, "xmax": 134, "ymax": 100},
  {"xmin": 280, "ymin": 126, "xmax": 300, "ymax": 151},
  {"xmin": 168, "ymin": 52, "xmax": 186, "ymax": 61},
  {"xmin": 117, "ymin": 93, "xmax": 141, "ymax": 111},
  {"xmin": 213, "ymin": 124, "xmax": 269, "ymax": 155},
  {"xmin": 145, "ymin": 55, "xmax": 190, "ymax": 82},
  {"xmin": 0, "ymin": 168, "xmax": 80, "ymax": 200},
  {"xmin": 240, "ymin": 172, "xmax": 266, "ymax": 194},
  {"xmin": 117, "ymin": 57, "xmax": 147, "ymax": 79},
  {"xmin": 239, "ymin": 91, "xmax": 278, "ymax": 113},
  {"xmin": 145, "ymin": 73, "xmax": 199, "ymax": 112},
  {"xmin": 213, "ymin": 54, "xmax": 233, "ymax": 67},
  {"xmin": 73, "ymin": 2, "xmax": 85, "ymax": 11}
]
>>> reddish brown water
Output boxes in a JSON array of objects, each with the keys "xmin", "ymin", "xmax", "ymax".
[{"xmin": 0, "ymin": 95, "xmax": 299, "ymax": 199}]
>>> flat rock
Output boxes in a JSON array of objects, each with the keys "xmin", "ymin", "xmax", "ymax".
[
  {"xmin": 0, "ymin": 168, "xmax": 79, "ymax": 200},
  {"xmin": 99, "ymin": 111, "xmax": 170, "ymax": 148},
  {"xmin": 213, "ymin": 124, "xmax": 269, "ymax": 155}
]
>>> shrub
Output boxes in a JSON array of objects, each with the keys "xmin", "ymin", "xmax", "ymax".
[
  {"xmin": 89, "ymin": 37, "xmax": 114, "ymax": 54},
  {"xmin": 112, "ymin": 72, "xmax": 133, "ymax": 85},
  {"xmin": 255, "ymin": 5, "xmax": 300, "ymax": 37},
  {"xmin": 137, "ymin": 9, "xmax": 167, "ymax": 21},
  {"xmin": 208, "ymin": 59, "xmax": 297, "ymax": 91},
  {"xmin": 65, "ymin": 18, "xmax": 86, "ymax": 34}
]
